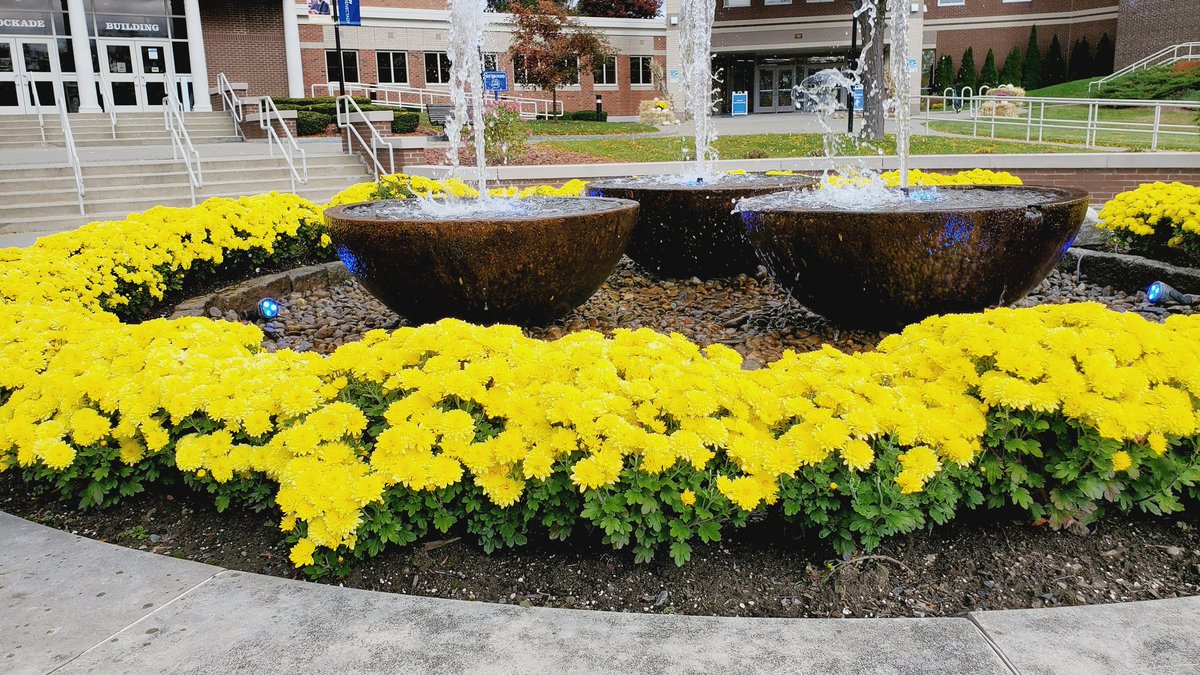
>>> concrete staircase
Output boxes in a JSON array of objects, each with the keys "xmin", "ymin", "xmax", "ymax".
[
  {"xmin": 0, "ymin": 111, "xmax": 242, "ymax": 149},
  {"xmin": 0, "ymin": 110, "xmax": 373, "ymax": 248}
]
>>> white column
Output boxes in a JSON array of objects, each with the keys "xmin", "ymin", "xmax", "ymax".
[
  {"xmin": 183, "ymin": 0, "xmax": 212, "ymax": 111},
  {"xmin": 664, "ymin": 0, "xmax": 682, "ymax": 107},
  {"xmin": 66, "ymin": 0, "xmax": 101, "ymax": 113},
  {"xmin": 282, "ymin": 0, "xmax": 305, "ymax": 98}
]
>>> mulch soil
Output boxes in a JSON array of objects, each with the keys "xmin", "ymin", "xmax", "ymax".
[{"xmin": 5, "ymin": 475, "xmax": 1199, "ymax": 619}]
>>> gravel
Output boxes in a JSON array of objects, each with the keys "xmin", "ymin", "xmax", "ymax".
[{"xmin": 253, "ymin": 260, "xmax": 1196, "ymax": 360}]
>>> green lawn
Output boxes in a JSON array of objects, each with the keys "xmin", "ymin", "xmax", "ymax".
[
  {"xmin": 928, "ymin": 104, "xmax": 1200, "ymax": 150},
  {"xmin": 525, "ymin": 120, "xmax": 660, "ymax": 136},
  {"xmin": 540, "ymin": 133, "xmax": 1087, "ymax": 162},
  {"xmin": 1026, "ymin": 78, "xmax": 1104, "ymax": 98}
]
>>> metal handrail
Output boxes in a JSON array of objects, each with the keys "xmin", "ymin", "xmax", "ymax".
[
  {"xmin": 1090, "ymin": 42, "xmax": 1200, "ymax": 92},
  {"xmin": 163, "ymin": 87, "xmax": 203, "ymax": 206},
  {"xmin": 337, "ymin": 94, "xmax": 396, "ymax": 179},
  {"xmin": 254, "ymin": 95, "xmax": 308, "ymax": 191},
  {"xmin": 315, "ymin": 81, "xmax": 565, "ymax": 119},
  {"xmin": 216, "ymin": 72, "xmax": 245, "ymax": 139},
  {"xmin": 57, "ymin": 96, "xmax": 85, "ymax": 215},
  {"xmin": 27, "ymin": 75, "xmax": 46, "ymax": 143},
  {"xmin": 913, "ymin": 93, "xmax": 1200, "ymax": 150}
]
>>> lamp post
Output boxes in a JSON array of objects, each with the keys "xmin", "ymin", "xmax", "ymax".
[{"xmin": 332, "ymin": 1, "xmax": 346, "ymax": 97}]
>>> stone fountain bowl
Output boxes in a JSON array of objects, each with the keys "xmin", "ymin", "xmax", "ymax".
[
  {"xmin": 739, "ymin": 184, "xmax": 1090, "ymax": 330},
  {"xmin": 585, "ymin": 173, "xmax": 816, "ymax": 279},
  {"xmin": 323, "ymin": 197, "xmax": 639, "ymax": 326}
]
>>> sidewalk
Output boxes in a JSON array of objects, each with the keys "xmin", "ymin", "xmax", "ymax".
[{"xmin": 4, "ymin": 511, "xmax": 1199, "ymax": 674}]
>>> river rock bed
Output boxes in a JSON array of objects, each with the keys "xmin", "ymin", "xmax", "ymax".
[{"xmin": 250, "ymin": 261, "xmax": 1195, "ymax": 360}]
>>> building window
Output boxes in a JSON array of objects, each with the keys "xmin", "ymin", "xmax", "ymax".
[
  {"xmin": 593, "ymin": 55, "xmax": 616, "ymax": 86},
  {"xmin": 326, "ymin": 50, "xmax": 359, "ymax": 83},
  {"xmin": 937, "ymin": 0, "xmax": 965, "ymax": 5},
  {"xmin": 723, "ymin": 0, "xmax": 750, "ymax": 6},
  {"xmin": 376, "ymin": 51, "xmax": 408, "ymax": 84},
  {"xmin": 630, "ymin": 56, "xmax": 653, "ymax": 86},
  {"xmin": 514, "ymin": 53, "xmax": 530, "ymax": 85},
  {"xmin": 765, "ymin": 0, "xmax": 792, "ymax": 4},
  {"xmin": 558, "ymin": 57, "xmax": 579, "ymax": 85},
  {"xmin": 483, "ymin": 53, "xmax": 499, "ymax": 72},
  {"xmin": 424, "ymin": 52, "xmax": 451, "ymax": 84}
]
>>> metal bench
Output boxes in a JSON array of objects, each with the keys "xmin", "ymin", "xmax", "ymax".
[{"xmin": 425, "ymin": 104, "xmax": 475, "ymax": 127}]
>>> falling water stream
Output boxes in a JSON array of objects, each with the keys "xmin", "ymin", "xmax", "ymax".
[
  {"xmin": 445, "ymin": 0, "xmax": 489, "ymax": 196},
  {"xmin": 679, "ymin": 0, "xmax": 719, "ymax": 181}
]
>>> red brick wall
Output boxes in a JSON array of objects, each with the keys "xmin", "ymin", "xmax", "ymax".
[
  {"xmin": 1115, "ymin": 0, "xmax": 1200, "ymax": 69},
  {"xmin": 301, "ymin": 46, "xmax": 665, "ymax": 117},
  {"xmin": 201, "ymin": 0, "xmax": 290, "ymax": 97},
  {"xmin": 1013, "ymin": 167, "xmax": 1200, "ymax": 202},
  {"xmin": 933, "ymin": 18, "xmax": 1119, "ymax": 78}
]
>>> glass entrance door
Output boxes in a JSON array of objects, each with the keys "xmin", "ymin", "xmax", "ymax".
[
  {"xmin": 0, "ymin": 38, "xmax": 61, "ymax": 115},
  {"xmin": 755, "ymin": 66, "xmax": 796, "ymax": 113},
  {"xmin": 99, "ymin": 39, "xmax": 174, "ymax": 112}
]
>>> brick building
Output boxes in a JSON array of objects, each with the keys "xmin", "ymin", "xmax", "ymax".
[
  {"xmin": 687, "ymin": 0, "xmax": 1119, "ymax": 114},
  {"xmin": 1114, "ymin": 0, "xmax": 1200, "ymax": 69},
  {"xmin": 0, "ymin": 0, "xmax": 1183, "ymax": 120},
  {"xmin": 0, "ymin": 0, "xmax": 663, "ymax": 119}
]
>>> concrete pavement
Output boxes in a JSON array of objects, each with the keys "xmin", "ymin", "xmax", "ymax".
[{"xmin": 4, "ymin": 510, "xmax": 1200, "ymax": 674}]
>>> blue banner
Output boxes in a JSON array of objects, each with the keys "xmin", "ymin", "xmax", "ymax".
[{"xmin": 338, "ymin": 0, "xmax": 360, "ymax": 26}]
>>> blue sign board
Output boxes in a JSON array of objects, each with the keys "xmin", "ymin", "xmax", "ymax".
[
  {"xmin": 482, "ymin": 71, "xmax": 508, "ymax": 92},
  {"xmin": 337, "ymin": 0, "xmax": 360, "ymax": 26},
  {"xmin": 731, "ymin": 90, "xmax": 748, "ymax": 116},
  {"xmin": 851, "ymin": 85, "xmax": 864, "ymax": 112}
]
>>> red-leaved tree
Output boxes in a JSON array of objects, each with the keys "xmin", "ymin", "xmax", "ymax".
[{"xmin": 509, "ymin": 0, "xmax": 611, "ymax": 117}]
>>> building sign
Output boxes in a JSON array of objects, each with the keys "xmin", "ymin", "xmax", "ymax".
[
  {"xmin": 482, "ymin": 71, "xmax": 507, "ymax": 92},
  {"xmin": 0, "ymin": 12, "xmax": 53, "ymax": 36},
  {"xmin": 731, "ymin": 91, "xmax": 748, "ymax": 116},
  {"xmin": 97, "ymin": 15, "xmax": 169, "ymax": 38},
  {"xmin": 851, "ymin": 85, "xmax": 864, "ymax": 112}
]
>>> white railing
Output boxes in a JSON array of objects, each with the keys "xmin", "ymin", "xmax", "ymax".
[
  {"xmin": 337, "ymin": 94, "xmax": 396, "ymax": 179},
  {"xmin": 27, "ymin": 76, "xmax": 46, "ymax": 143},
  {"xmin": 253, "ymin": 96, "xmax": 308, "ymax": 192},
  {"xmin": 1090, "ymin": 42, "xmax": 1200, "ymax": 93},
  {"xmin": 313, "ymin": 81, "xmax": 565, "ymax": 120},
  {"xmin": 913, "ymin": 94, "xmax": 1200, "ymax": 150},
  {"xmin": 216, "ymin": 72, "xmax": 244, "ymax": 139},
  {"xmin": 163, "ymin": 88, "xmax": 203, "ymax": 206},
  {"xmin": 57, "ymin": 96, "xmax": 85, "ymax": 215}
]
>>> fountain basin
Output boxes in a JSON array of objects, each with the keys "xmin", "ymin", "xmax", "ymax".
[
  {"xmin": 586, "ymin": 173, "xmax": 816, "ymax": 279},
  {"xmin": 739, "ymin": 185, "xmax": 1090, "ymax": 329},
  {"xmin": 324, "ymin": 197, "xmax": 639, "ymax": 325}
]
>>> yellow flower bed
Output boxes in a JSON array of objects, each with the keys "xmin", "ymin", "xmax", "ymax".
[
  {"xmin": 1098, "ymin": 182, "xmax": 1200, "ymax": 263},
  {"xmin": 3, "ymin": 175, "xmax": 1199, "ymax": 574},
  {"xmin": 823, "ymin": 168, "xmax": 1024, "ymax": 188},
  {"xmin": 328, "ymin": 173, "xmax": 588, "ymax": 206}
]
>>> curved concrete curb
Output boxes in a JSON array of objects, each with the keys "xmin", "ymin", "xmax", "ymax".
[{"xmin": 3, "ymin": 510, "xmax": 1199, "ymax": 674}]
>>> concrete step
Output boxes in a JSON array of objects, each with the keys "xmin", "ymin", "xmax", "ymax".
[
  {"xmin": 0, "ymin": 154, "xmax": 360, "ymax": 181},
  {"xmin": 1, "ymin": 188, "xmax": 351, "ymax": 236}
]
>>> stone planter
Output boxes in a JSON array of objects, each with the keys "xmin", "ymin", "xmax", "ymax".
[
  {"xmin": 739, "ymin": 185, "xmax": 1090, "ymax": 329},
  {"xmin": 585, "ymin": 174, "xmax": 815, "ymax": 279},
  {"xmin": 323, "ymin": 197, "xmax": 639, "ymax": 325}
]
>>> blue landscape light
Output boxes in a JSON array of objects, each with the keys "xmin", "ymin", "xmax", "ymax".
[
  {"xmin": 258, "ymin": 298, "xmax": 280, "ymax": 320},
  {"xmin": 1146, "ymin": 281, "xmax": 1196, "ymax": 305}
]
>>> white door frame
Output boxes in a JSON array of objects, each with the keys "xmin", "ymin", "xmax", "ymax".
[
  {"xmin": 97, "ymin": 37, "xmax": 175, "ymax": 112},
  {"xmin": 0, "ymin": 37, "xmax": 61, "ymax": 115}
]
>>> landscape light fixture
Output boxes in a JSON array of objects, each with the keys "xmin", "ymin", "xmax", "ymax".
[
  {"xmin": 1146, "ymin": 281, "xmax": 1197, "ymax": 305},
  {"xmin": 257, "ymin": 298, "xmax": 281, "ymax": 320}
]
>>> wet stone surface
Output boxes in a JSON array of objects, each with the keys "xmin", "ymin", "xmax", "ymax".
[{"xmin": 251, "ymin": 261, "xmax": 1195, "ymax": 359}]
